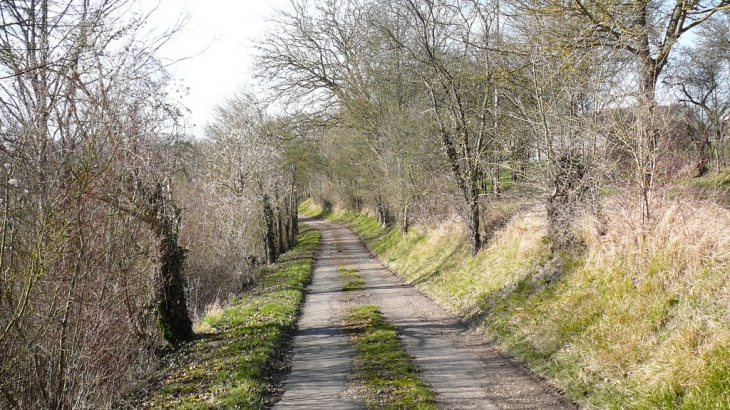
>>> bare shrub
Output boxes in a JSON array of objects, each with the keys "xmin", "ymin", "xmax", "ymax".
[
  {"xmin": 178, "ymin": 181, "xmax": 258, "ymax": 320},
  {"xmin": 0, "ymin": 1, "xmax": 193, "ymax": 407},
  {"xmin": 178, "ymin": 93, "xmax": 301, "ymax": 322}
]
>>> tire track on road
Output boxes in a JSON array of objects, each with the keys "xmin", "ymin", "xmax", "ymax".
[
  {"xmin": 276, "ymin": 218, "xmax": 571, "ymax": 409},
  {"xmin": 327, "ymin": 219, "xmax": 571, "ymax": 410}
]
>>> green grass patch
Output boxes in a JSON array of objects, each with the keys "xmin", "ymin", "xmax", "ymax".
[
  {"xmin": 343, "ymin": 304, "xmax": 436, "ymax": 409},
  {"xmin": 135, "ymin": 226, "xmax": 320, "ymax": 409},
  {"xmin": 681, "ymin": 167, "xmax": 730, "ymax": 205},
  {"xmin": 692, "ymin": 167, "xmax": 730, "ymax": 191},
  {"xmin": 340, "ymin": 266, "xmax": 366, "ymax": 291}
]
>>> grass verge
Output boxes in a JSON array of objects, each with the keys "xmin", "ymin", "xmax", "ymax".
[
  {"xmin": 343, "ymin": 304, "xmax": 436, "ymax": 409},
  {"xmin": 133, "ymin": 226, "xmax": 320, "ymax": 409}
]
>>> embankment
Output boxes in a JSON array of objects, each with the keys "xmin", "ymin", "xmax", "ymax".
[{"xmin": 301, "ymin": 198, "xmax": 730, "ymax": 409}]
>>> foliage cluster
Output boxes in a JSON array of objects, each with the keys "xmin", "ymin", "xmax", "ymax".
[
  {"xmin": 279, "ymin": 3, "xmax": 730, "ymax": 404},
  {"xmin": 0, "ymin": 3, "xmax": 304, "ymax": 409},
  {"xmin": 4, "ymin": 0, "xmax": 730, "ymax": 407},
  {"xmin": 259, "ymin": 0, "xmax": 730, "ymax": 254},
  {"xmin": 178, "ymin": 92, "xmax": 300, "ymax": 321},
  {"xmin": 0, "ymin": 1, "xmax": 198, "ymax": 407}
]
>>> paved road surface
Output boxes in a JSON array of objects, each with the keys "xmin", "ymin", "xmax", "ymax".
[
  {"xmin": 273, "ymin": 219, "xmax": 365, "ymax": 409},
  {"xmin": 274, "ymin": 218, "xmax": 571, "ymax": 409}
]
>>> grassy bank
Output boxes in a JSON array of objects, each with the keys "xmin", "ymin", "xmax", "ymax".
[
  {"xmin": 301, "ymin": 199, "xmax": 730, "ymax": 409},
  {"xmin": 135, "ymin": 226, "xmax": 320, "ymax": 409}
]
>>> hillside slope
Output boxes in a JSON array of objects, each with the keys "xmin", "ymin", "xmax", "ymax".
[{"xmin": 301, "ymin": 198, "xmax": 730, "ymax": 409}]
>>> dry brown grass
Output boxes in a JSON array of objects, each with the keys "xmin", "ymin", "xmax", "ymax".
[
  {"xmin": 192, "ymin": 300, "xmax": 226, "ymax": 333},
  {"xmin": 579, "ymin": 194, "xmax": 730, "ymax": 266}
]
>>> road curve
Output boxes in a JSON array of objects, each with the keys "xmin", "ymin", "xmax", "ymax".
[{"xmin": 274, "ymin": 218, "xmax": 571, "ymax": 409}]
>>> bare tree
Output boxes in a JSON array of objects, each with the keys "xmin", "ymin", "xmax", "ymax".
[
  {"xmin": 504, "ymin": 10, "xmax": 614, "ymax": 248},
  {"xmin": 669, "ymin": 13, "xmax": 730, "ymax": 174},
  {"xmin": 257, "ymin": 0, "xmax": 445, "ymax": 234},
  {"xmin": 203, "ymin": 92, "xmax": 298, "ymax": 265},
  {"xmin": 378, "ymin": 0, "xmax": 507, "ymax": 254},
  {"xmin": 518, "ymin": 0, "xmax": 730, "ymax": 223},
  {"xmin": 0, "ymin": 1, "xmax": 193, "ymax": 407}
]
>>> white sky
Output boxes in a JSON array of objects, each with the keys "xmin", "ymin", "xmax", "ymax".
[
  {"xmin": 147, "ymin": 0, "xmax": 286, "ymax": 138},
  {"xmin": 144, "ymin": 0, "xmax": 698, "ymax": 138}
]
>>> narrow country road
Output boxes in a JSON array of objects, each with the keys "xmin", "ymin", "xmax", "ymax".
[
  {"xmin": 274, "ymin": 218, "xmax": 571, "ymax": 409},
  {"xmin": 272, "ymin": 218, "xmax": 366, "ymax": 409}
]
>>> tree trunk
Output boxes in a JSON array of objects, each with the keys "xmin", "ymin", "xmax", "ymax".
[
  {"xmin": 155, "ymin": 223, "xmax": 193, "ymax": 346},
  {"xmin": 149, "ymin": 187, "xmax": 193, "ymax": 346},
  {"xmin": 289, "ymin": 183, "xmax": 298, "ymax": 248},
  {"xmin": 277, "ymin": 209, "xmax": 286, "ymax": 254},
  {"xmin": 635, "ymin": 2, "xmax": 658, "ymax": 225},
  {"xmin": 263, "ymin": 194, "xmax": 278, "ymax": 264},
  {"xmin": 401, "ymin": 202, "xmax": 410, "ymax": 234},
  {"xmin": 492, "ymin": 164, "xmax": 501, "ymax": 197},
  {"xmin": 546, "ymin": 153, "xmax": 587, "ymax": 249},
  {"xmin": 375, "ymin": 198, "xmax": 393, "ymax": 226},
  {"xmin": 468, "ymin": 196, "xmax": 482, "ymax": 255},
  {"xmin": 696, "ymin": 129, "xmax": 711, "ymax": 177},
  {"xmin": 283, "ymin": 207, "xmax": 292, "ymax": 252}
]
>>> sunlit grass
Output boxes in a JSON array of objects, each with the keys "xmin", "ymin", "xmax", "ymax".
[
  {"xmin": 137, "ymin": 226, "xmax": 320, "ymax": 409},
  {"xmin": 343, "ymin": 304, "xmax": 437, "ymax": 409},
  {"xmin": 340, "ymin": 266, "xmax": 366, "ymax": 291}
]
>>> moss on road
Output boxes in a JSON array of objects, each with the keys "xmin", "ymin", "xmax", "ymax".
[{"xmin": 344, "ymin": 304, "xmax": 436, "ymax": 410}]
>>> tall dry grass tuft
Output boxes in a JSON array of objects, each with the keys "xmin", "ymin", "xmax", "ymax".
[
  {"xmin": 193, "ymin": 299, "xmax": 226, "ymax": 333},
  {"xmin": 577, "ymin": 194, "xmax": 730, "ymax": 309},
  {"xmin": 579, "ymin": 194, "xmax": 730, "ymax": 269},
  {"xmin": 509, "ymin": 208, "xmax": 549, "ymax": 256},
  {"xmin": 570, "ymin": 195, "xmax": 730, "ymax": 406}
]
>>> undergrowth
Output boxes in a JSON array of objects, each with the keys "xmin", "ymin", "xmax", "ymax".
[
  {"xmin": 343, "ymin": 304, "xmax": 437, "ymax": 409},
  {"xmin": 301, "ymin": 198, "xmax": 730, "ymax": 409},
  {"xmin": 132, "ymin": 226, "xmax": 320, "ymax": 409}
]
